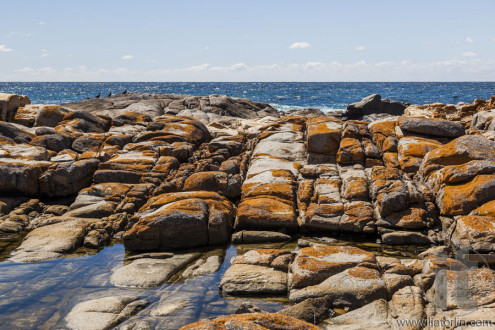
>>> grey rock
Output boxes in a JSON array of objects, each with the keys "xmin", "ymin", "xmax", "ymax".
[
  {"xmin": 220, "ymin": 263, "xmax": 288, "ymax": 296},
  {"xmin": 398, "ymin": 116, "xmax": 465, "ymax": 138},
  {"xmin": 323, "ymin": 299, "xmax": 390, "ymax": 329},
  {"xmin": 279, "ymin": 296, "xmax": 332, "ymax": 324},
  {"xmin": 65, "ymin": 296, "xmax": 148, "ymax": 330},
  {"xmin": 346, "ymin": 94, "xmax": 409, "ymax": 120},
  {"xmin": 182, "ymin": 255, "xmax": 222, "ymax": 277},
  {"xmin": 231, "ymin": 230, "xmax": 291, "ymax": 244},
  {"xmin": 110, "ymin": 253, "xmax": 200, "ymax": 288}
]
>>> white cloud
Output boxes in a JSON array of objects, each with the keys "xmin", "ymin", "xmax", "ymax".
[
  {"xmin": 39, "ymin": 67, "xmax": 55, "ymax": 72},
  {"xmin": 15, "ymin": 67, "xmax": 34, "ymax": 72},
  {"xmin": 492, "ymin": 38, "xmax": 495, "ymax": 42},
  {"xmin": 122, "ymin": 55, "xmax": 134, "ymax": 60},
  {"xmin": 466, "ymin": 36, "xmax": 474, "ymax": 44},
  {"xmin": 41, "ymin": 53, "xmax": 49, "ymax": 58},
  {"xmin": 462, "ymin": 51, "xmax": 478, "ymax": 57},
  {"xmin": 354, "ymin": 46, "xmax": 366, "ymax": 51},
  {"xmin": 289, "ymin": 41, "xmax": 311, "ymax": 49},
  {"xmin": 114, "ymin": 67, "xmax": 127, "ymax": 73},
  {"xmin": 8, "ymin": 32, "xmax": 32, "ymax": 38},
  {"xmin": 204, "ymin": 46, "xmax": 210, "ymax": 51},
  {"xmin": 0, "ymin": 45, "xmax": 13, "ymax": 52},
  {"xmin": 185, "ymin": 63, "xmax": 210, "ymax": 71},
  {"xmin": 39, "ymin": 22, "xmax": 46, "ymax": 25},
  {"xmin": 228, "ymin": 63, "xmax": 248, "ymax": 70}
]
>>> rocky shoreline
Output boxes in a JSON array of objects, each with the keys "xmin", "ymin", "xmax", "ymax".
[{"xmin": 1, "ymin": 90, "xmax": 495, "ymax": 329}]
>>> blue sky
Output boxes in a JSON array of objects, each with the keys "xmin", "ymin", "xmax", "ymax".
[{"xmin": 0, "ymin": 0, "xmax": 494, "ymax": 81}]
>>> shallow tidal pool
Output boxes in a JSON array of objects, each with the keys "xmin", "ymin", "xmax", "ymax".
[{"xmin": 0, "ymin": 235, "xmax": 425, "ymax": 329}]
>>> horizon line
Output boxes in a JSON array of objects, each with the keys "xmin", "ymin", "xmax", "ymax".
[{"xmin": 1, "ymin": 81, "xmax": 495, "ymax": 83}]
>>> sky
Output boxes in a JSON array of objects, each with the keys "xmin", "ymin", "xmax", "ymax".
[{"xmin": 0, "ymin": 0, "xmax": 494, "ymax": 82}]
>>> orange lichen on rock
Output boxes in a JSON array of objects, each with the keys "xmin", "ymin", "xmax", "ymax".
[
  {"xmin": 337, "ymin": 137, "xmax": 364, "ymax": 164},
  {"xmin": 180, "ymin": 313, "xmax": 319, "ymax": 330},
  {"xmin": 439, "ymin": 174, "xmax": 495, "ymax": 216},
  {"xmin": 306, "ymin": 116, "xmax": 342, "ymax": 154},
  {"xmin": 235, "ymin": 197, "xmax": 298, "ymax": 230},
  {"xmin": 291, "ymin": 245, "xmax": 376, "ymax": 288}
]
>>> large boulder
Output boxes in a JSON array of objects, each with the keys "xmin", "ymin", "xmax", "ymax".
[
  {"xmin": 419, "ymin": 135, "xmax": 495, "ymax": 217},
  {"xmin": 346, "ymin": 94, "xmax": 409, "ymax": 119},
  {"xmin": 306, "ymin": 116, "xmax": 342, "ymax": 154},
  {"xmin": 397, "ymin": 116, "xmax": 465, "ymax": 138},
  {"xmin": 110, "ymin": 253, "xmax": 200, "ymax": 288},
  {"xmin": 290, "ymin": 245, "xmax": 377, "ymax": 289},
  {"xmin": 0, "ymin": 93, "xmax": 30, "ymax": 122},
  {"xmin": 123, "ymin": 191, "xmax": 235, "ymax": 251},
  {"xmin": 11, "ymin": 217, "xmax": 96, "ymax": 263},
  {"xmin": 289, "ymin": 266, "xmax": 387, "ymax": 308}
]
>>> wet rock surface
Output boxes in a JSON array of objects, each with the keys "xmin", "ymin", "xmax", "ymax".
[{"xmin": 1, "ymin": 92, "xmax": 495, "ymax": 329}]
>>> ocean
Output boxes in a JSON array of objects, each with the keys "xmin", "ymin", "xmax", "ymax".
[{"xmin": 0, "ymin": 82, "xmax": 495, "ymax": 112}]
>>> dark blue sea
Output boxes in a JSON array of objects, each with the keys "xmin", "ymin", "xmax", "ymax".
[{"xmin": 1, "ymin": 82, "xmax": 494, "ymax": 112}]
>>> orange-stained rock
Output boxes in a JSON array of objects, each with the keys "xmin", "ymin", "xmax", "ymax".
[
  {"xmin": 419, "ymin": 135, "xmax": 495, "ymax": 180},
  {"xmin": 382, "ymin": 136, "xmax": 398, "ymax": 153},
  {"xmin": 451, "ymin": 215, "xmax": 495, "ymax": 251},
  {"xmin": 368, "ymin": 118, "xmax": 397, "ymax": 151},
  {"xmin": 182, "ymin": 171, "xmax": 241, "ymax": 198},
  {"xmin": 306, "ymin": 116, "xmax": 342, "ymax": 154},
  {"xmin": 341, "ymin": 201, "xmax": 375, "ymax": 233},
  {"xmin": 342, "ymin": 176, "xmax": 369, "ymax": 200},
  {"xmin": 379, "ymin": 208, "xmax": 427, "ymax": 230},
  {"xmin": 242, "ymin": 182, "xmax": 296, "ymax": 203},
  {"xmin": 34, "ymin": 105, "xmax": 69, "ymax": 127},
  {"xmin": 337, "ymin": 137, "xmax": 364, "ymax": 164},
  {"xmin": 382, "ymin": 152, "xmax": 400, "ymax": 168},
  {"xmin": 435, "ymin": 268, "xmax": 495, "ymax": 310},
  {"xmin": 235, "ymin": 197, "xmax": 298, "ymax": 231},
  {"xmin": 289, "ymin": 265, "xmax": 387, "ymax": 307},
  {"xmin": 291, "ymin": 245, "xmax": 377, "ymax": 288},
  {"xmin": 398, "ymin": 137, "xmax": 442, "ymax": 173},
  {"xmin": 124, "ymin": 191, "xmax": 235, "ymax": 251},
  {"xmin": 300, "ymin": 203, "xmax": 345, "ymax": 231},
  {"xmin": 439, "ymin": 174, "xmax": 495, "ymax": 216},
  {"xmin": 234, "ymin": 248, "xmax": 293, "ymax": 271},
  {"xmin": 471, "ymin": 200, "xmax": 495, "ymax": 217},
  {"xmin": 180, "ymin": 313, "xmax": 319, "ymax": 330}
]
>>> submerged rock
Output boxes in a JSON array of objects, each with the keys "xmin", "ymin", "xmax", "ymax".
[
  {"xmin": 110, "ymin": 253, "xmax": 200, "ymax": 288},
  {"xmin": 64, "ymin": 296, "xmax": 148, "ymax": 330}
]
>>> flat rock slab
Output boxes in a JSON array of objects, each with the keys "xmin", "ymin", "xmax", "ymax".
[
  {"xmin": 323, "ymin": 299, "xmax": 391, "ymax": 329},
  {"xmin": 11, "ymin": 218, "xmax": 95, "ymax": 263},
  {"xmin": 182, "ymin": 255, "xmax": 222, "ymax": 277},
  {"xmin": 65, "ymin": 295, "xmax": 148, "ymax": 330},
  {"xmin": 231, "ymin": 230, "xmax": 291, "ymax": 244},
  {"xmin": 291, "ymin": 245, "xmax": 377, "ymax": 289},
  {"xmin": 289, "ymin": 266, "xmax": 387, "ymax": 308},
  {"xmin": 220, "ymin": 263, "xmax": 288, "ymax": 296},
  {"xmin": 110, "ymin": 253, "xmax": 200, "ymax": 288}
]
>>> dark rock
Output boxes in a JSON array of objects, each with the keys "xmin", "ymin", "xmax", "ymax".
[
  {"xmin": 0, "ymin": 122, "xmax": 33, "ymax": 143},
  {"xmin": 398, "ymin": 116, "xmax": 465, "ymax": 138},
  {"xmin": 346, "ymin": 94, "xmax": 410, "ymax": 119}
]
